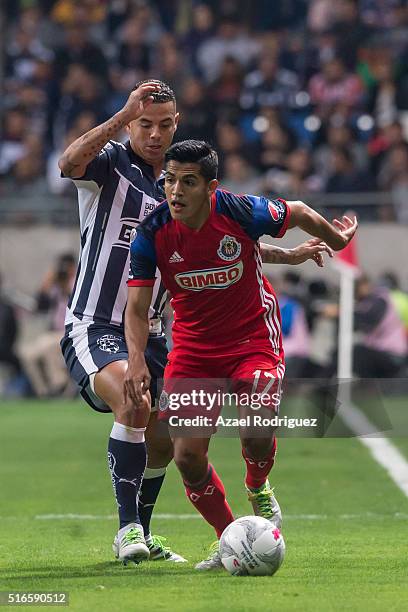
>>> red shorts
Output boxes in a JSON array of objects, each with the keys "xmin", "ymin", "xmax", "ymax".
[{"xmin": 158, "ymin": 348, "xmax": 285, "ymax": 424}]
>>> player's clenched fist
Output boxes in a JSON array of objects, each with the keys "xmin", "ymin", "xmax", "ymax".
[{"xmin": 121, "ymin": 81, "xmax": 162, "ymax": 123}]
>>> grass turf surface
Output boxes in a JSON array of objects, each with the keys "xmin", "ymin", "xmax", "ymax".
[{"xmin": 0, "ymin": 400, "xmax": 407, "ymax": 612}]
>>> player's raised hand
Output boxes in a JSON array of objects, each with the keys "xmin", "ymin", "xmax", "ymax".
[
  {"xmin": 123, "ymin": 355, "xmax": 151, "ymax": 408},
  {"xmin": 332, "ymin": 215, "xmax": 358, "ymax": 247},
  {"xmin": 290, "ymin": 238, "xmax": 334, "ymax": 267},
  {"xmin": 121, "ymin": 81, "xmax": 162, "ymax": 123}
]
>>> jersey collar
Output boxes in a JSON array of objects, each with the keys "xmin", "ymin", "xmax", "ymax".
[{"xmin": 126, "ymin": 141, "xmax": 157, "ymax": 181}]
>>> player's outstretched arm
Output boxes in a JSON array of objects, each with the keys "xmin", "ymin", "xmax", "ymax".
[
  {"xmin": 124, "ymin": 285, "xmax": 153, "ymax": 407},
  {"xmin": 287, "ymin": 201, "xmax": 357, "ymax": 251},
  {"xmin": 58, "ymin": 81, "xmax": 161, "ymax": 178},
  {"xmin": 260, "ymin": 238, "xmax": 333, "ymax": 268}
]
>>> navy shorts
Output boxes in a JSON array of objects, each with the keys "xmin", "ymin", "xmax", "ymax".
[{"xmin": 60, "ymin": 319, "xmax": 168, "ymax": 413}]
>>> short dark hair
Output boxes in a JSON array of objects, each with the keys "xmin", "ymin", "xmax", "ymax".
[
  {"xmin": 165, "ymin": 140, "xmax": 218, "ymax": 180},
  {"xmin": 133, "ymin": 79, "xmax": 176, "ymax": 104}
]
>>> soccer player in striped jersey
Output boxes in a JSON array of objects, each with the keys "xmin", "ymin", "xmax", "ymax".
[
  {"xmin": 58, "ymin": 81, "xmax": 335, "ymax": 566},
  {"xmin": 59, "ymin": 81, "xmax": 188, "ymax": 564},
  {"xmin": 125, "ymin": 140, "xmax": 357, "ymax": 570}
]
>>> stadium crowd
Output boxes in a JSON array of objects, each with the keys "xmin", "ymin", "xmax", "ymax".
[{"xmin": 1, "ymin": 0, "xmax": 408, "ymax": 222}]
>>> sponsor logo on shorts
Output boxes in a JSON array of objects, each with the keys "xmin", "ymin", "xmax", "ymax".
[
  {"xmin": 97, "ymin": 334, "xmax": 122, "ymax": 354},
  {"xmin": 217, "ymin": 235, "xmax": 241, "ymax": 261},
  {"xmin": 175, "ymin": 261, "xmax": 243, "ymax": 291}
]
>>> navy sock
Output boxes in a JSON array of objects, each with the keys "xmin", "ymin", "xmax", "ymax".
[
  {"xmin": 107, "ymin": 422, "xmax": 147, "ymax": 530},
  {"xmin": 138, "ymin": 467, "xmax": 166, "ymax": 537}
]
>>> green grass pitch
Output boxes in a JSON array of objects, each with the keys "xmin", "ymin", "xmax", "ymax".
[{"xmin": 1, "ymin": 400, "xmax": 407, "ymax": 612}]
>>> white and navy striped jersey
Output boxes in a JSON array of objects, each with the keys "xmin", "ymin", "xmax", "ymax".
[{"xmin": 65, "ymin": 140, "xmax": 166, "ymax": 331}]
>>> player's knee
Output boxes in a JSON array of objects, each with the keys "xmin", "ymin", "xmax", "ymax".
[
  {"xmin": 174, "ymin": 448, "xmax": 207, "ymax": 482},
  {"xmin": 113, "ymin": 396, "xmax": 151, "ymax": 428},
  {"xmin": 146, "ymin": 435, "xmax": 174, "ymax": 468},
  {"xmin": 241, "ymin": 438, "xmax": 273, "ymax": 461}
]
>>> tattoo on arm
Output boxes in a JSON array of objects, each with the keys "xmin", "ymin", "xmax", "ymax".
[
  {"xmin": 60, "ymin": 113, "xmax": 129, "ymax": 175},
  {"xmin": 260, "ymin": 244, "xmax": 290, "ymax": 264}
]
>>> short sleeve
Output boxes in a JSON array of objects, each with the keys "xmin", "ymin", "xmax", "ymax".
[
  {"xmin": 62, "ymin": 141, "xmax": 120, "ymax": 187},
  {"xmin": 215, "ymin": 190, "xmax": 290, "ymax": 240},
  {"xmin": 247, "ymin": 196, "xmax": 291, "ymax": 240},
  {"xmin": 128, "ymin": 228, "xmax": 157, "ymax": 287}
]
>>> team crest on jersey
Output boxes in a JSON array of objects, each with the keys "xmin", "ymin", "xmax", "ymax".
[
  {"xmin": 268, "ymin": 200, "xmax": 285, "ymax": 222},
  {"xmin": 97, "ymin": 335, "xmax": 122, "ymax": 354},
  {"xmin": 159, "ymin": 390, "xmax": 169, "ymax": 412},
  {"xmin": 217, "ymin": 235, "xmax": 241, "ymax": 261}
]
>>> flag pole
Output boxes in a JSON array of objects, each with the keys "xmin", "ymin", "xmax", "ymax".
[{"xmin": 337, "ymin": 265, "xmax": 355, "ymax": 380}]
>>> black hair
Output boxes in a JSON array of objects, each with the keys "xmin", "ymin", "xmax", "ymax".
[
  {"xmin": 165, "ymin": 140, "xmax": 218, "ymax": 180},
  {"xmin": 133, "ymin": 79, "xmax": 176, "ymax": 104}
]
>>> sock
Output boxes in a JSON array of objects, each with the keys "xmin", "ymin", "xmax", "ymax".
[
  {"xmin": 184, "ymin": 464, "xmax": 234, "ymax": 538},
  {"xmin": 108, "ymin": 422, "xmax": 147, "ymax": 530},
  {"xmin": 243, "ymin": 437, "xmax": 277, "ymax": 490},
  {"xmin": 138, "ymin": 467, "xmax": 167, "ymax": 538}
]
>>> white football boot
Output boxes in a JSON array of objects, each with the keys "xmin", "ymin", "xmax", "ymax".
[
  {"xmin": 145, "ymin": 534, "xmax": 187, "ymax": 562},
  {"xmin": 112, "ymin": 523, "xmax": 150, "ymax": 565},
  {"xmin": 195, "ymin": 541, "xmax": 223, "ymax": 571}
]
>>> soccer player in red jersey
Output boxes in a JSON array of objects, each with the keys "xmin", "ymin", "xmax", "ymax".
[{"xmin": 125, "ymin": 140, "xmax": 357, "ymax": 569}]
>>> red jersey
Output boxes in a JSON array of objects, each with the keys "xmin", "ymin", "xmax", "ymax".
[{"xmin": 128, "ymin": 189, "xmax": 290, "ymax": 356}]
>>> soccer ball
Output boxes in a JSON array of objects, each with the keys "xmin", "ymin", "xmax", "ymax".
[{"xmin": 219, "ymin": 516, "xmax": 285, "ymax": 576}]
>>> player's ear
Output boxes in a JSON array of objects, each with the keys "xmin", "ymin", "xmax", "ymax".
[
  {"xmin": 174, "ymin": 112, "xmax": 180, "ymax": 130},
  {"xmin": 208, "ymin": 179, "xmax": 218, "ymax": 194}
]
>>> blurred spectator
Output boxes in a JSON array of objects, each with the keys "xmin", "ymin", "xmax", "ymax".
[
  {"xmin": 314, "ymin": 124, "xmax": 368, "ymax": 182},
  {"xmin": 309, "ymin": 57, "xmax": 364, "ymax": 120},
  {"xmin": 248, "ymin": 0, "xmax": 308, "ymax": 31},
  {"xmin": 279, "ymin": 293, "xmax": 312, "ymax": 378},
  {"xmin": 378, "ymin": 144, "xmax": 408, "ymax": 223},
  {"xmin": 115, "ymin": 13, "xmax": 151, "ymax": 76},
  {"xmin": 221, "ymin": 154, "xmax": 263, "ymax": 195},
  {"xmin": 331, "ymin": 0, "xmax": 373, "ymax": 70},
  {"xmin": 264, "ymin": 148, "xmax": 323, "ymax": 196},
  {"xmin": 153, "ymin": 35, "xmax": 186, "ymax": 95},
  {"xmin": 215, "ymin": 120, "xmax": 248, "ymax": 172},
  {"xmin": 53, "ymin": 23, "xmax": 108, "ymax": 84},
  {"xmin": 368, "ymin": 120, "xmax": 406, "ymax": 174},
  {"xmin": 307, "ymin": 0, "xmax": 336, "ymax": 33},
  {"xmin": 209, "ymin": 56, "xmax": 244, "ymax": 112},
  {"xmin": 51, "ymin": 0, "xmax": 107, "ymax": 27},
  {"xmin": 380, "ymin": 272, "xmax": 408, "ymax": 338},
  {"xmin": 240, "ymin": 54, "xmax": 300, "ymax": 114},
  {"xmin": 55, "ymin": 65, "xmax": 108, "ymax": 139},
  {"xmin": 197, "ymin": 16, "xmax": 259, "ymax": 83},
  {"xmin": 182, "ymin": 3, "xmax": 215, "ymax": 75},
  {"xmin": 364, "ymin": 50, "xmax": 408, "ymax": 124},
  {"xmin": 174, "ymin": 79, "xmax": 215, "ymax": 143},
  {"xmin": 326, "ymin": 146, "xmax": 376, "ymax": 192},
  {"xmin": 0, "ymin": 108, "xmax": 29, "ymax": 176},
  {"xmin": 5, "ymin": 25, "xmax": 54, "ymax": 88},
  {"xmin": 359, "ymin": 0, "xmax": 407, "ymax": 29},
  {"xmin": 0, "ymin": 273, "xmax": 22, "ymax": 386},
  {"xmin": 20, "ymin": 254, "xmax": 76, "ymax": 398},
  {"xmin": 353, "ymin": 275, "xmax": 407, "ymax": 377},
  {"xmin": 258, "ymin": 122, "xmax": 296, "ymax": 172}
]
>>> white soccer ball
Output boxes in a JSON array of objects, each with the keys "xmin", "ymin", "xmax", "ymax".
[{"xmin": 219, "ymin": 516, "xmax": 285, "ymax": 576}]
